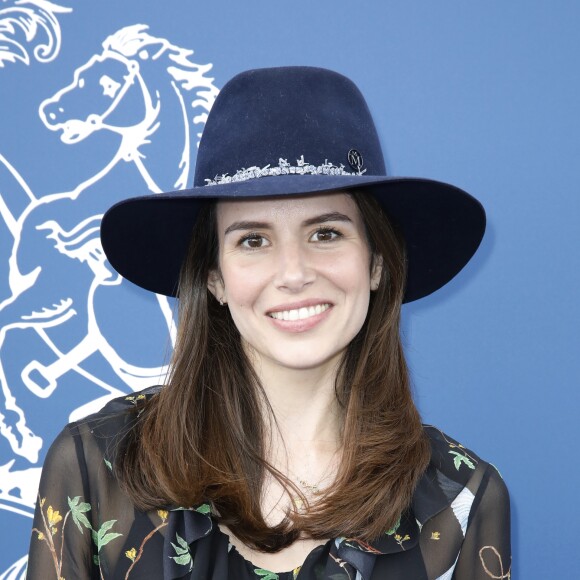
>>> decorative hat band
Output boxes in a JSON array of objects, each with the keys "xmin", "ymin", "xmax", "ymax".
[{"xmin": 204, "ymin": 154, "xmax": 366, "ymax": 186}]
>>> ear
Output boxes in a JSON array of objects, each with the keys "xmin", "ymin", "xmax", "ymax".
[
  {"xmin": 370, "ymin": 254, "xmax": 383, "ymax": 291},
  {"xmin": 207, "ymin": 269, "xmax": 226, "ymax": 302}
]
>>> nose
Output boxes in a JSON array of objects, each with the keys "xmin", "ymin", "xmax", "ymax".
[
  {"xmin": 40, "ymin": 98, "xmax": 66, "ymax": 126},
  {"xmin": 272, "ymin": 241, "xmax": 315, "ymax": 292}
]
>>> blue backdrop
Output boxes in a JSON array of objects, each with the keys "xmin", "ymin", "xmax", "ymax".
[{"xmin": 1, "ymin": 1, "xmax": 578, "ymax": 577}]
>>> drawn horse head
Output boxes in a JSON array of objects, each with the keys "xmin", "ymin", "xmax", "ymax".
[{"xmin": 39, "ymin": 24, "xmax": 219, "ymax": 190}]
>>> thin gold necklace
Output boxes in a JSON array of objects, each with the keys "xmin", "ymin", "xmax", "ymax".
[
  {"xmin": 295, "ymin": 477, "xmax": 322, "ymax": 495},
  {"xmin": 288, "ymin": 450, "xmax": 339, "ymax": 501}
]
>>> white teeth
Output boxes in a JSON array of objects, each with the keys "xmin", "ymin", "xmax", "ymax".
[{"xmin": 269, "ymin": 304, "xmax": 330, "ymax": 321}]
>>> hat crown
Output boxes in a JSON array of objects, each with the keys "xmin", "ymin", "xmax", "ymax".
[{"xmin": 194, "ymin": 66, "xmax": 387, "ymax": 187}]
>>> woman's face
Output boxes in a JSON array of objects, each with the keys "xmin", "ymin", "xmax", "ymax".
[{"xmin": 208, "ymin": 193, "xmax": 382, "ymax": 374}]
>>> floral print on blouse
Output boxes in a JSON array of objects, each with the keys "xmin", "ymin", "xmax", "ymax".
[{"xmin": 27, "ymin": 386, "xmax": 511, "ymax": 579}]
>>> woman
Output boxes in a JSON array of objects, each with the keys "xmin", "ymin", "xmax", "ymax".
[{"xmin": 27, "ymin": 66, "xmax": 511, "ymax": 579}]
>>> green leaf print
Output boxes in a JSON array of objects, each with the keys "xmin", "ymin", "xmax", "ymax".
[
  {"xmin": 385, "ymin": 515, "xmax": 401, "ymax": 536},
  {"xmin": 173, "ymin": 553, "xmax": 193, "ymax": 566},
  {"xmin": 171, "ymin": 533, "xmax": 189, "ymax": 556},
  {"xmin": 449, "ymin": 450, "xmax": 476, "ymax": 471},
  {"xmin": 68, "ymin": 496, "xmax": 92, "ymax": 533},
  {"xmin": 254, "ymin": 569, "xmax": 279, "ymax": 580},
  {"xmin": 195, "ymin": 503, "xmax": 211, "ymax": 514},
  {"xmin": 92, "ymin": 519, "xmax": 123, "ymax": 553},
  {"xmin": 104, "ymin": 458, "xmax": 113, "ymax": 471},
  {"xmin": 170, "ymin": 533, "xmax": 193, "ymax": 571},
  {"xmin": 176, "ymin": 533, "xmax": 188, "ymax": 550}
]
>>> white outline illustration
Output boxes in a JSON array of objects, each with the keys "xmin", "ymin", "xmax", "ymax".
[
  {"xmin": 0, "ymin": 0, "xmax": 71, "ymax": 67},
  {"xmin": 0, "ymin": 23, "xmax": 219, "ymax": 577}
]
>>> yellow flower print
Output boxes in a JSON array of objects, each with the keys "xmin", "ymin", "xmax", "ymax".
[
  {"xmin": 125, "ymin": 547, "xmax": 137, "ymax": 561},
  {"xmin": 47, "ymin": 506, "xmax": 62, "ymax": 527},
  {"xmin": 394, "ymin": 533, "xmax": 411, "ymax": 549},
  {"xmin": 37, "ymin": 531, "xmax": 45, "ymax": 541},
  {"xmin": 157, "ymin": 510, "xmax": 169, "ymax": 521},
  {"xmin": 125, "ymin": 394, "xmax": 146, "ymax": 402},
  {"xmin": 292, "ymin": 567, "xmax": 301, "ymax": 579},
  {"xmin": 430, "ymin": 531, "xmax": 441, "ymax": 540}
]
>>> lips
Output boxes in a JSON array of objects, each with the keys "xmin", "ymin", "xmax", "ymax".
[
  {"xmin": 265, "ymin": 301, "xmax": 333, "ymax": 333},
  {"xmin": 268, "ymin": 303, "xmax": 331, "ymax": 321}
]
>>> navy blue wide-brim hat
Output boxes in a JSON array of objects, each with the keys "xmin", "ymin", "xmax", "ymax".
[{"xmin": 101, "ymin": 66, "xmax": 485, "ymax": 303}]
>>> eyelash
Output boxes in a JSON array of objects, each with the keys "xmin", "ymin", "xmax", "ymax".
[
  {"xmin": 237, "ymin": 227, "xmax": 343, "ymax": 249},
  {"xmin": 310, "ymin": 226, "xmax": 343, "ymax": 242}
]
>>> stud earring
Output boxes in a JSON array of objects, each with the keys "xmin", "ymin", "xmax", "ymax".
[{"xmin": 219, "ymin": 297, "xmax": 225, "ymax": 306}]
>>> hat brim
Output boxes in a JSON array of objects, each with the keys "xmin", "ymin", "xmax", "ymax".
[{"xmin": 100, "ymin": 174, "xmax": 485, "ymax": 303}]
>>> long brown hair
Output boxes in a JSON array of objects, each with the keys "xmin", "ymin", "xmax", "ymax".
[{"xmin": 117, "ymin": 191, "xmax": 430, "ymax": 552}]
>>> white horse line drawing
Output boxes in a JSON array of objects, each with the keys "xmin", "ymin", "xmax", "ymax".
[
  {"xmin": 0, "ymin": 25, "xmax": 218, "ymax": 459},
  {"xmin": 0, "ymin": 24, "xmax": 218, "ymax": 577},
  {"xmin": 0, "ymin": 0, "xmax": 71, "ymax": 68}
]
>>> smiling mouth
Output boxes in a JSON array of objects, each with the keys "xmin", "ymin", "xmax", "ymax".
[{"xmin": 268, "ymin": 303, "xmax": 331, "ymax": 321}]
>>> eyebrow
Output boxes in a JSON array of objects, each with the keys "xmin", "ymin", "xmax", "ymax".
[{"xmin": 224, "ymin": 212, "xmax": 353, "ymax": 236}]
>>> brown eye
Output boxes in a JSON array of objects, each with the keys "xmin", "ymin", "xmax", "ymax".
[
  {"xmin": 241, "ymin": 234, "xmax": 267, "ymax": 249},
  {"xmin": 311, "ymin": 228, "xmax": 341, "ymax": 242}
]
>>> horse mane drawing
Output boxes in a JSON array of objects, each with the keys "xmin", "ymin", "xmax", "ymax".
[{"xmin": 104, "ymin": 23, "xmax": 216, "ymax": 125}]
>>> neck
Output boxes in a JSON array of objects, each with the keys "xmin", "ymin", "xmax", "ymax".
[
  {"xmin": 251, "ymin": 354, "xmax": 343, "ymax": 455},
  {"xmin": 248, "ymin": 353, "xmax": 344, "ymax": 524}
]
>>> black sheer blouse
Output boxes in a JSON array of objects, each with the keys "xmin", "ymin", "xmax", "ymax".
[{"xmin": 27, "ymin": 388, "xmax": 511, "ymax": 579}]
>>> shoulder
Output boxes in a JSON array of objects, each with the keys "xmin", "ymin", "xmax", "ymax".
[
  {"xmin": 413, "ymin": 425, "xmax": 509, "ymax": 525},
  {"xmin": 37, "ymin": 389, "xmax": 161, "ymax": 507},
  {"xmin": 76, "ymin": 385, "xmax": 162, "ymax": 426},
  {"xmin": 423, "ymin": 425, "xmax": 481, "ymax": 480},
  {"xmin": 86, "ymin": 385, "xmax": 163, "ymax": 421},
  {"xmin": 423, "ymin": 424, "xmax": 508, "ymax": 493},
  {"xmin": 47, "ymin": 386, "xmax": 163, "ymax": 471}
]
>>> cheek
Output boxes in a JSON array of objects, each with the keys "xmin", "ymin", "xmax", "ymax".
[
  {"xmin": 222, "ymin": 264, "xmax": 265, "ymax": 308},
  {"xmin": 324, "ymin": 255, "xmax": 372, "ymax": 295}
]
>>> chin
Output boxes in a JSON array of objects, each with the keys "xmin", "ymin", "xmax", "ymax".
[{"xmin": 265, "ymin": 346, "xmax": 345, "ymax": 372}]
